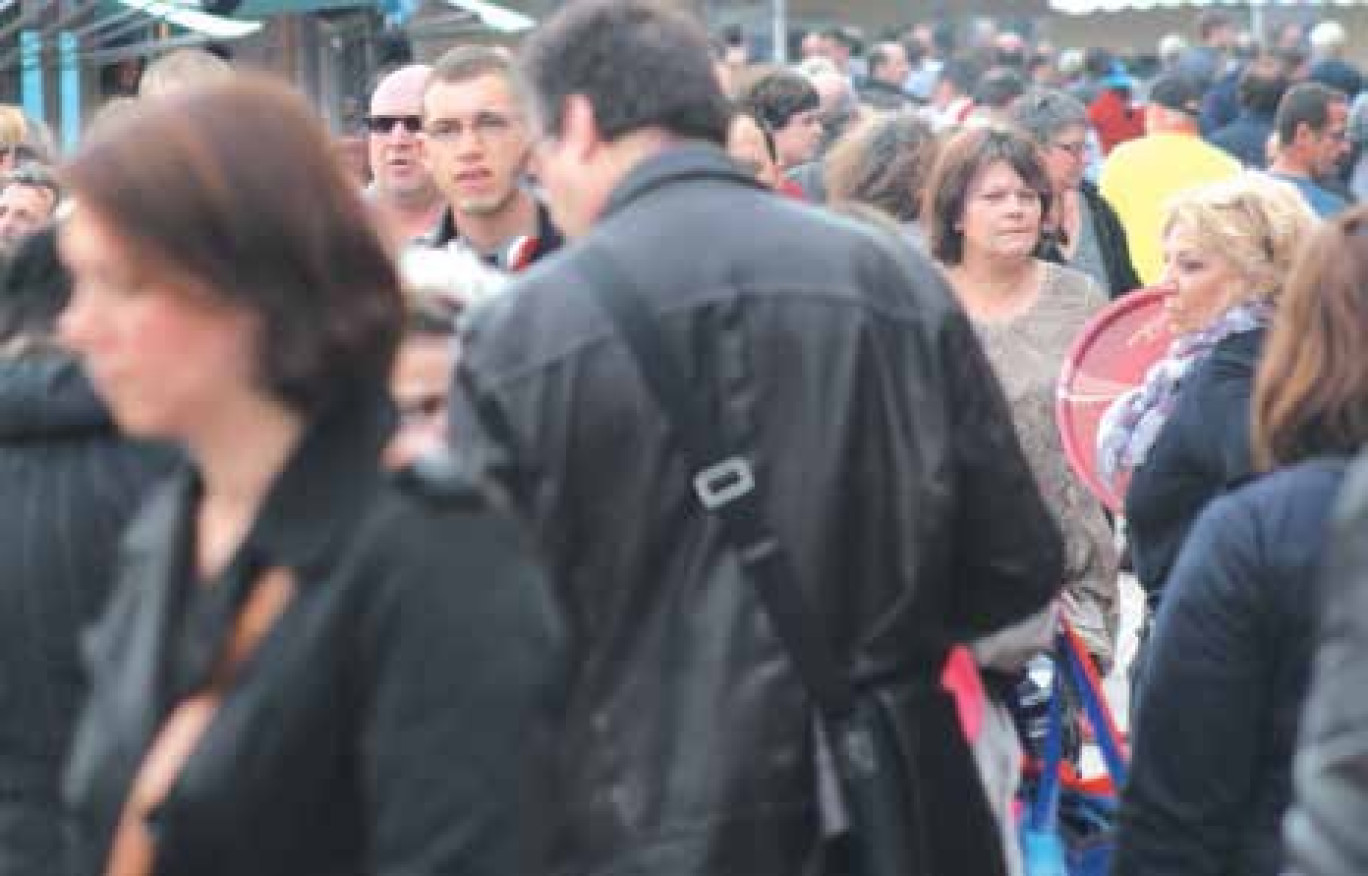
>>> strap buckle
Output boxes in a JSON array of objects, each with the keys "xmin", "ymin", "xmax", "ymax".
[{"xmin": 693, "ymin": 457, "xmax": 755, "ymax": 510}]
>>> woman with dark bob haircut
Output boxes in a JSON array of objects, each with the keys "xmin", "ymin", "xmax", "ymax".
[
  {"xmin": 58, "ymin": 76, "xmax": 565, "ymax": 876},
  {"xmin": 924, "ymin": 125, "xmax": 1118, "ymax": 668},
  {"xmin": 1113, "ymin": 206, "xmax": 1368, "ymax": 876}
]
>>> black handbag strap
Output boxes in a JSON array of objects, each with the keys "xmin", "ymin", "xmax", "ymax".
[{"xmin": 577, "ymin": 246, "xmax": 857, "ymax": 720}]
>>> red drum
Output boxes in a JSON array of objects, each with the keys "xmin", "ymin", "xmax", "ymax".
[{"xmin": 1056, "ymin": 288, "xmax": 1174, "ymax": 513}]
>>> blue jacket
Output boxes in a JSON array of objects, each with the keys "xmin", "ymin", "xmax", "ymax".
[
  {"xmin": 1126, "ymin": 328, "xmax": 1264, "ymax": 602},
  {"xmin": 1200, "ymin": 67, "xmax": 1242, "ymax": 136},
  {"xmin": 1209, "ymin": 110, "xmax": 1275, "ymax": 169},
  {"xmin": 1113, "ymin": 457, "xmax": 1346, "ymax": 876}
]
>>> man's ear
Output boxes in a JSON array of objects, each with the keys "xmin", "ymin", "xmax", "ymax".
[
  {"xmin": 559, "ymin": 94, "xmax": 600, "ymax": 161},
  {"xmin": 1293, "ymin": 121, "xmax": 1316, "ymax": 148}
]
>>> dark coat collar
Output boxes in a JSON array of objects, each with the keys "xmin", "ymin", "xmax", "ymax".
[
  {"xmin": 123, "ymin": 389, "xmax": 396, "ymax": 585},
  {"xmin": 601, "ymin": 143, "xmax": 764, "ymax": 222},
  {"xmin": 223, "ymin": 390, "xmax": 396, "ymax": 576},
  {"xmin": 424, "ymin": 196, "xmax": 564, "ymax": 269}
]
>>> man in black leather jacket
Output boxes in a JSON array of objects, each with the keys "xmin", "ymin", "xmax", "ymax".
[
  {"xmin": 1285, "ymin": 453, "xmax": 1368, "ymax": 876},
  {"xmin": 450, "ymin": 3, "xmax": 1065, "ymax": 874}
]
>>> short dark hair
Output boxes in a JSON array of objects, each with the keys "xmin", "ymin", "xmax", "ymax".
[
  {"xmin": 824, "ymin": 112, "xmax": 939, "ymax": 222},
  {"xmin": 923, "ymin": 126, "xmax": 1052, "ymax": 265},
  {"xmin": 518, "ymin": 0, "xmax": 731, "ymax": 146},
  {"xmin": 1238, "ymin": 57, "xmax": 1289, "ymax": 115},
  {"xmin": 427, "ymin": 45, "xmax": 512, "ymax": 96},
  {"xmin": 826, "ymin": 27, "xmax": 862, "ymax": 55},
  {"xmin": 974, "ymin": 67, "xmax": 1027, "ymax": 110},
  {"xmin": 1082, "ymin": 47, "xmax": 1114, "ymax": 79},
  {"xmin": 64, "ymin": 76, "xmax": 403, "ymax": 416},
  {"xmin": 0, "ymin": 225, "xmax": 69, "ymax": 349},
  {"xmin": 939, "ymin": 56, "xmax": 981, "ymax": 96},
  {"xmin": 900, "ymin": 32, "xmax": 926, "ymax": 66},
  {"xmin": 1198, "ymin": 11, "xmax": 1234, "ymax": 41},
  {"xmin": 741, "ymin": 68, "xmax": 820, "ymax": 132},
  {"xmin": 1276, "ymin": 81, "xmax": 1346, "ymax": 145}
]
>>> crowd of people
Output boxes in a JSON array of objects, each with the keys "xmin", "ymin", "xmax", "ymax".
[{"xmin": 1, "ymin": 2, "xmax": 1368, "ymax": 875}]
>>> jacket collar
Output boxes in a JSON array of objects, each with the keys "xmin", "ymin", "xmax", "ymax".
[
  {"xmin": 123, "ymin": 389, "xmax": 397, "ymax": 585},
  {"xmin": 601, "ymin": 142, "xmax": 765, "ymax": 222},
  {"xmin": 234, "ymin": 389, "xmax": 396, "ymax": 576},
  {"xmin": 87, "ymin": 390, "xmax": 393, "ymax": 776},
  {"xmin": 420, "ymin": 196, "xmax": 563, "ymax": 270}
]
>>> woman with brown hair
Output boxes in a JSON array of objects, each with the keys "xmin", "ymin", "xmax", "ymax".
[
  {"xmin": 58, "ymin": 77, "xmax": 565, "ymax": 876},
  {"xmin": 823, "ymin": 111, "xmax": 940, "ymax": 242},
  {"xmin": 1113, "ymin": 206, "xmax": 1368, "ymax": 876},
  {"xmin": 925, "ymin": 125, "xmax": 1118, "ymax": 668}
]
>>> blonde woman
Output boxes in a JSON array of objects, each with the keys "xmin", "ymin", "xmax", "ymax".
[{"xmin": 1098, "ymin": 173, "xmax": 1316, "ymax": 642}]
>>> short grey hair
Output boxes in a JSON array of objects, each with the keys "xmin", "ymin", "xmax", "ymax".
[{"xmin": 1009, "ymin": 88, "xmax": 1089, "ymax": 145}]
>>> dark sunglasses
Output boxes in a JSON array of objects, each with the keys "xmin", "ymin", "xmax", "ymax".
[{"xmin": 365, "ymin": 114, "xmax": 423, "ymax": 135}]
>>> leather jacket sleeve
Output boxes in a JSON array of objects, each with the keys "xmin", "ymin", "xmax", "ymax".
[
  {"xmin": 1285, "ymin": 455, "xmax": 1368, "ymax": 876},
  {"xmin": 937, "ymin": 306, "xmax": 1065, "ymax": 638}
]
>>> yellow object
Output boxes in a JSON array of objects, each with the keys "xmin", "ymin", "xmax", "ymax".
[{"xmin": 1099, "ymin": 133, "xmax": 1241, "ymax": 286}]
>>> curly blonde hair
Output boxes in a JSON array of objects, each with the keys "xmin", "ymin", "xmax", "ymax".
[{"xmin": 1161, "ymin": 172, "xmax": 1317, "ymax": 303}]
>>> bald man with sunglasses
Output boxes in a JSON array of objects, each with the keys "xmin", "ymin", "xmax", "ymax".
[{"xmin": 365, "ymin": 64, "xmax": 446, "ymax": 244}]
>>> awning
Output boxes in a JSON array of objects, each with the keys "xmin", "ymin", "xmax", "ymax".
[
  {"xmin": 234, "ymin": 0, "xmax": 371, "ymax": 16},
  {"xmin": 442, "ymin": 0, "xmax": 533, "ymax": 32},
  {"xmin": 115, "ymin": 0, "xmax": 262, "ymax": 38},
  {"xmin": 113, "ymin": 0, "xmax": 261, "ymax": 37}
]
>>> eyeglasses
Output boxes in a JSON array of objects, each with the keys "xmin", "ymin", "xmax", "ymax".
[
  {"xmin": 424, "ymin": 112, "xmax": 519, "ymax": 144},
  {"xmin": 365, "ymin": 114, "xmax": 423, "ymax": 135}
]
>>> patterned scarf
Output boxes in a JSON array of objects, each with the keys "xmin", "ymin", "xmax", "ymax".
[{"xmin": 1096, "ymin": 298, "xmax": 1272, "ymax": 485}]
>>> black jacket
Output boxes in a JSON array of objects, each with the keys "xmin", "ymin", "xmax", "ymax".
[
  {"xmin": 1209, "ymin": 110, "xmax": 1276, "ymax": 169},
  {"xmin": 1125, "ymin": 328, "xmax": 1264, "ymax": 604},
  {"xmin": 63, "ymin": 394, "xmax": 567, "ymax": 876},
  {"xmin": 857, "ymin": 78, "xmax": 918, "ymax": 111},
  {"xmin": 0, "ymin": 355, "xmax": 167, "ymax": 876},
  {"xmin": 1285, "ymin": 452, "xmax": 1368, "ymax": 876},
  {"xmin": 451, "ymin": 144, "xmax": 1064, "ymax": 876},
  {"xmin": 1113, "ymin": 458, "xmax": 1340, "ymax": 876},
  {"xmin": 1040, "ymin": 181, "xmax": 1140, "ymax": 299}
]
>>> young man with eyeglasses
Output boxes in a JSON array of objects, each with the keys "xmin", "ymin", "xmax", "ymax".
[
  {"xmin": 416, "ymin": 46, "xmax": 561, "ymax": 271},
  {"xmin": 365, "ymin": 64, "xmax": 445, "ymax": 244}
]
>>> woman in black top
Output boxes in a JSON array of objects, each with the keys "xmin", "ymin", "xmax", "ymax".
[{"xmin": 58, "ymin": 77, "xmax": 565, "ymax": 876}]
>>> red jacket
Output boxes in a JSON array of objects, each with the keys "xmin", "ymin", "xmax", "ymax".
[{"xmin": 1089, "ymin": 89, "xmax": 1144, "ymax": 155}]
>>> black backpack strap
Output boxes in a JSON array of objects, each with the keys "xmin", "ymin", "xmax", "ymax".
[{"xmin": 576, "ymin": 245, "xmax": 855, "ymax": 720}]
